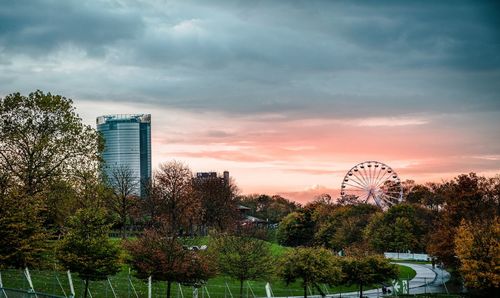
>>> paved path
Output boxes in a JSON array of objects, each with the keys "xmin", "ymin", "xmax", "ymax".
[
  {"xmin": 334, "ymin": 262, "xmax": 450, "ymax": 297},
  {"xmin": 268, "ymin": 262, "xmax": 450, "ymax": 298}
]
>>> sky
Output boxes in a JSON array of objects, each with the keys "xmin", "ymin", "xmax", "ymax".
[{"xmin": 1, "ymin": 0, "xmax": 500, "ymax": 203}]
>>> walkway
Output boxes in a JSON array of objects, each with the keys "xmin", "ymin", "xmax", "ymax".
[
  {"xmin": 332, "ymin": 262, "xmax": 450, "ymax": 297},
  {"xmin": 269, "ymin": 262, "xmax": 450, "ymax": 298}
]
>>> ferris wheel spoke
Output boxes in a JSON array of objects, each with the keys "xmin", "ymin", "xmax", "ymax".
[
  {"xmin": 368, "ymin": 164, "xmax": 375, "ymax": 186},
  {"xmin": 346, "ymin": 176, "xmax": 367, "ymax": 188},
  {"xmin": 345, "ymin": 188, "xmax": 366, "ymax": 192},
  {"xmin": 373, "ymin": 166, "xmax": 384, "ymax": 186},
  {"xmin": 358, "ymin": 193, "xmax": 369, "ymax": 203},
  {"xmin": 361, "ymin": 166, "xmax": 371, "ymax": 186},
  {"xmin": 351, "ymin": 173, "xmax": 369, "ymax": 188},
  {"xmin": 374, "ymin": 171, "xmax": 392, "ymax": 189},
  {"xmin": 358, "ymin": 168, "xmax": 370, "ymax": 187},
  {"xmin": 382, "ymin": 194, "xmax": 402, "ymax": 202},
  {"xmin": 343, "ymin": 182, "xmax": 365, "ymax": 190}
]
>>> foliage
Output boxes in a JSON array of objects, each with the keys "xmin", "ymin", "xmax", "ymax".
[
  {"xmin": 428, "ymin": 173, "xmax": 500, "ymax": 268},
  {"xmin": 315, "ymin": 203, "xmax": 379, "ymax": 251},
  {"xmin": 238, "ymin": 194, "xmax": 299, "ymax": 223},
  {"xmin": 126, "ymin": 227, "xmax": 216, "ymax": 298},
  {"xmin": 149, "ymin": 161, "xmax": 199, "ymax": 234},
  {"xmin": 56, "ymin": 208, "xmax": 121, "ymax": 298},
  {"xmin": 0, "ymin": 90, "xmax": 102, "ymax": 196},
  {"xmin": 339, "ymin": 255, "xmax": 398, "ymax": 298},
  {"xmin": 277, "ymin": 210, "xmax": 315, "ymax": 247},
  {"xmin": 193, "ymin": 175, "xmax": 239, "ymax": 232},
  {"xmin": 0, "ymin": 189, "xmax": 47, "ymax": 268},
  {"xmin": 211, "ymin": 234, "xmax": 274, "ymax": 298},
  {"xmin": 364, "ymin": 204, "xmax": 434, "ymax": 253},
  {"xmin": 454, "ymin": 217, "xmax": 500, "ymax": 295},
  {"xmin": 277, "ymin": 247, "xmax": 341, "ymax": 298}
]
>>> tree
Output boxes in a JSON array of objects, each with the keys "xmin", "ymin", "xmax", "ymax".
[
  {"xmin": 211, "ymin": 234, "xmax": 274, "ymax": 298},
  {"xmin": 154, "ymin": 161, "xmax": 199, "ymax": 235},
  {"xmin": 277, "ymin": 210, "xmax": 315, "ymax": 247},
  {"xmin": 340, "ymin": 255, "xmax": 398, "ymax": 298},
  {"xmin": 126, "ymin": 227, "xmax": 215, "ymax": 298},
  {"xmin": 364, "ymin": 204, "xmax": 433, "ymax": 253},
  {"xmin": 238, "ymin": 194, "xmax": 299, "ymax": 223},
  {"xmin": 428, "ymin": 173, "xmax": 499, "ymax": 268},
  {"xmin": 106, "ymin": 165, "xmax": 139, "ymax": 238},
  {"xmin": 193, "ymin": 175, "xmax": 239, "ymax": 232},
  {"xmin": 277, "ymin": 247, "xmax": 341, "ymax": 298},
  {"xmin": 56, "ymin": 208, "xmax": 121, "ymax": 298},
  {"xmin": 454, "ymin": 218, "xmax": 500, "ymax": 296},
  {"xmin": 0, "ymin": 189, "xmax": 46, "ymax": 268},
  {"xmin": 314, "ymin": 203, "xmax": 379, "ymax": 251},
  {"xmin": 0, "ymin": 90, "xmax": 102, "ymax": 196}
]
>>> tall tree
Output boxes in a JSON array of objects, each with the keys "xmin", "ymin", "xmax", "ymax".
[
  {"xmin": 0, "ymin": 90, "xmax": 102, "ymax": 196},
  {"xmin": 278, "ymin": 247, "xmax": 341, "ymax": 298},
  {"xmin": 211, "ymin": 234, "xmax": 274, "ymax": 298},
  {"xmin": 0, "ymin": 188, "xmax": 46, "ymax": 268},
  {"xmin": 193, "ymin": 175, "xmax": 239, "ymax": 232},
  {"xmin": 154, "ymin": 161, "xmax": 199, "ymax": 235},
  {"xmin": 56, "ymin": 208, "xmax": 121, "ymax": 298},
  {"xmin": 106, "ymin": 165, "xmax": 139, "ymax": 238},
  {"xmin": 454, "ymin": 218, "xmax": 500, "ymax": 296},
  {"xmin": 340, "ymin": 255, "xmax": 398, "ymax": 298}
]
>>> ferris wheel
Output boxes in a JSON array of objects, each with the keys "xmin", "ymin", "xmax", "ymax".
[{"xmin": 340, "ymin": 161, "xmax": 403, "ymax": 209}]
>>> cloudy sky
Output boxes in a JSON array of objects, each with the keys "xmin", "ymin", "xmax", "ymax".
[{"xmin": 1, "ymin": 0, "xmax": 499, "ymax": 202}]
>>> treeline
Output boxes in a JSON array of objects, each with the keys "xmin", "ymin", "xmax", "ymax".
[{"xmin": 276, "ymin": 174, "xmax": 500, "ymax": 295}]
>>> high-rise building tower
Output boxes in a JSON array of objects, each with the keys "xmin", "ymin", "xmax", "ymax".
[{"xmin": 96, "ymin": 114, "xmax": 151, "ymax": 196}]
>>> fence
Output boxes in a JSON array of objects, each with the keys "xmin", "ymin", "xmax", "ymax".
[
  {"xmin": 0, "ymin": 287, "xmax": 66, "ymax": 298},
  {"xmin": 0, "ymin": 268, "xmax": 454, "ymax": 298}
]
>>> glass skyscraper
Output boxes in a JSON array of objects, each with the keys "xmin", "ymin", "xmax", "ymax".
[{"xmin": 96, "ymin": 114, "xmax": 151, "ymax": 196}]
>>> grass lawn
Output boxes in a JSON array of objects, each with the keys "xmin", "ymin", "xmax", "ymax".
[
  {"xmin": 0, "ymin": 238, "xmax": 416, "ymax": 297},
  {"xmin": 1, "ymin": 263, "xmax": 415, "ymax": 297}
]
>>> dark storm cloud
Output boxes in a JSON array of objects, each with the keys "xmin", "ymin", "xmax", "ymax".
[
  {"xmin": 0, "ymin": 0, "xmax": 144, "ymax": 56},
  {"xmin": 0, "ymin": 0, "xmax": 499, "ymax": 118}
]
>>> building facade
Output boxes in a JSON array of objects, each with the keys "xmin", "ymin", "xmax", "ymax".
[{"xmin": 96, "ymin": 114, "xmax": 151, "ymax": 196}]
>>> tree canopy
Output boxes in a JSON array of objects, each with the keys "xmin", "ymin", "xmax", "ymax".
[
  {"xmin": 211, "ymin": 234, "xmax": 274, "ymax": 298},
  {"xmin": 0, "ymin": 90, "xmax": 102, "ymax": 196},
  {"xmin": 56, "ymin": 208, "xmax": 121, "ymax": 298},
  {"xmin": 278, "ymin": 247, "xmax": 341, "ymax": 298}
]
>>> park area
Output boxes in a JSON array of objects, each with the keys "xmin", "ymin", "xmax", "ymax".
[{"xmin": 0, "ymin": 238, "xmax": 417, "ymax": 298}]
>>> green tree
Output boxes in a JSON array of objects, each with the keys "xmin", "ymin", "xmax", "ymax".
[
  {"xmin": 277, "ymin": 247, "xmax": 341, "ymax": 298},
  {"xmin": 315, "ymin": 203, "xmax": 379, "ymax": 251},
  {"xmin": 364, "ymin": 204, "xmax": 433, "ymax": 253},
  {"xmin": 340, "ymin": 255, "xmax": 398, "ymax": 298},
  {"xmin": 238, "ymin": 194, "xmax": 299, "ymax": 223},
  {"xmin": 0, "ymin": 90, "xmax": 102, "ymax": 196},
  {"xmin": 277, "ymin": 210, "xmax": 315, "ymax": 247},
  {"xmin": 211, "ymin": 234, "xmax": 274, "ymax": 298},
  {"xmin": 56, "ymin": 208, "xmax": 121, "ymax": 298},
  {"xmin": 454, "ymin": 218, "xmax": 500, "ymax": 296},
  {"xmin": 0, "ymin": 189, "xmax": 46, "ymax": 268}
]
